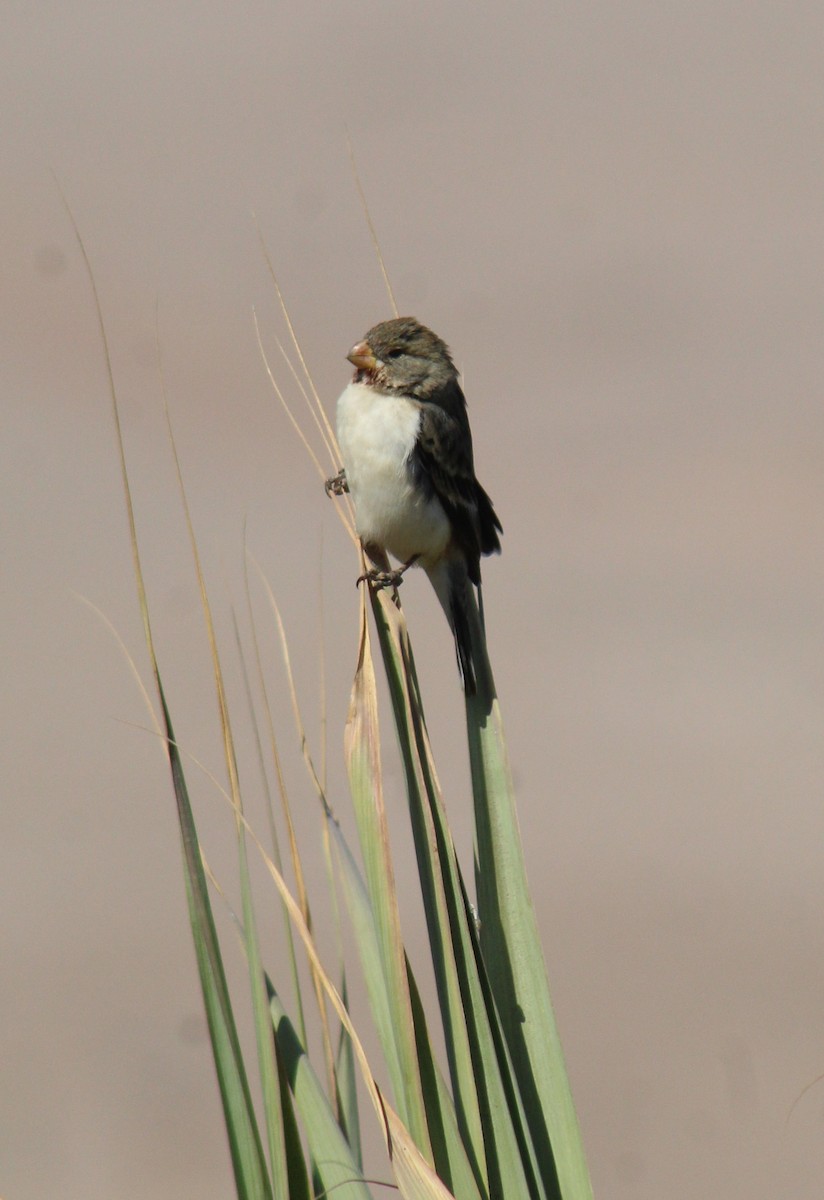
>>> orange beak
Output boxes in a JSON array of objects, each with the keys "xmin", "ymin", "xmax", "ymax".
[{"xmin": 347, "ymin": 340, "xmax": 378, "ymax": 371}]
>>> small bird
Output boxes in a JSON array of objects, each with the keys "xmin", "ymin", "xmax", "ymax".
[{"xmin": 326, "ymin": 316, "xmax": 502, "ymax": 694}]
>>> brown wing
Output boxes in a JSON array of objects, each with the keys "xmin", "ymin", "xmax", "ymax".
[{"xmin": 411, "ymin": 381, "xmax": 502, "ymax": 585}]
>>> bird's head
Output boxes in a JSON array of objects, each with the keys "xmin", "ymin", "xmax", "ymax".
[{"xmin": 347, "ymin": 317, "xmax": 456, "ymax": 400}]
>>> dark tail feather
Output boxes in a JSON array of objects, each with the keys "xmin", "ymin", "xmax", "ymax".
[
  {"xmin": 450, "ymin": 581, "xmax": 477, "ymax": 695},
  {"xmin": 430, "ymin": 559, "xmax": 495, "ymax": 705}
]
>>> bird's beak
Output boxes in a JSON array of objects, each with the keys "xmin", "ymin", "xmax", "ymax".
[{"xmin": 347, "ymin": 340, "xmax": 378, "ymax": 371}]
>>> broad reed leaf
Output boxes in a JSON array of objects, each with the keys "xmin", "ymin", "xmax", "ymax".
[
  {"xmin": 466, "ymin": 595, "xmax": 593, "ymax": 1200},
  {"xmin": 158, "ymin": 683, "xmax": 274, "ymax": 1200},
  {"xmin": 268, "ymin": 984, "xmax": 371, "ymax": 1200},
  {"xmin": 366, "ymin": 586, "xmax": 545, "ymax": 1200},
  {"xmin": 344, "ymin": 592, "xmax": 432, "ymax": 1153},
  {"xmin": 237, "ymin": 809, "xmax": 292, "ymax": 1196},
  {"xmin": 386, "ymin": 1107, "xmax": 464, "ymax": 1200},
  {"xmin": 335, "ymin": 976, "xmax": 363, "ymax": 1173}
]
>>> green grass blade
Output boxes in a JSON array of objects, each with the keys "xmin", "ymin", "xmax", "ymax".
[
  {"xmin": 336, "ymin": 975, "xmax": 363, "ymax": 1173},
  {"xmin": 343, "ymin": 601, "xmax": 433, "ymax": 1154},
  {"xmin": 465, "ymin": 595, "xmax": 593, "ymax": 1200},
  {"xmin": 268, "ymin": 983, "xmax": 373, "ymax": 1200},
  {"xmin": 329, "ymin": 805, "xmax": 404, "ymax": 1103},
  {"xmin": 364, "ymin": 594, "xmax": 485, "ymax": 1178},
  {"xmin": 157, "ymin": 680, "xmax": 273, "ymax": 1200},
  {"xmin": 273, "ymin": 1036, "xmax": 313, "ymax": 1200},
  {"xmin": 405, "ymin": 965, "xmax": 487, "ymax": 1200},
  {"xmin": 236, "ymin": 810, "xmax": 292, "ymax": 1197},
  {"xmin": 366, "ymin": 588, "xmax": 546, "ymax": 1200}
]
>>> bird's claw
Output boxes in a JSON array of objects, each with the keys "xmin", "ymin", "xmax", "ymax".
[
  {"xmin": 325, "ymin": 470, "xmax": 349, "ymax": 497},
  {"xmin": 356, "ymin": 568, "xmax": 405, "ymax": 591}
]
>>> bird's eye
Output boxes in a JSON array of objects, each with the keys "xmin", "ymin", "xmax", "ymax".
[{"xmin": 385, "ymin": 348, "xmax": 404, "ymax": 359}]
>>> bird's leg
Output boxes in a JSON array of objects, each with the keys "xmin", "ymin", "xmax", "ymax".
[
  {"xmin": 357, "ymin": 552, "xmax": 420, "ymax": 592},
  {"xmin": 325, "ymin": 468, "xmax": 349, "ymax": 497}
]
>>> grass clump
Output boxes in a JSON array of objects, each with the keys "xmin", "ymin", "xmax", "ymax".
[{"xmin": 72, "ymin": 197, "xmax": 593, "ymax": 1198}]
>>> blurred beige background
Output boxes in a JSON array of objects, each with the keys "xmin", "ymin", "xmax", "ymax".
[{"xmin": 3, "ymin": 3, "xmax": 823, "ymax": 1196}]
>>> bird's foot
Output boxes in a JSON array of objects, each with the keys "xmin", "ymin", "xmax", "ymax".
[
  {"xmin": 325, "ymin": 469, "xmax": 349, "ymax": 497},
  {"xmin": 356, "ymin": 555, "xmax": 420, "ymax": 592},
  {"xmin": 356, "ymin": 567, "xmax": 405, "ymax": 591}
]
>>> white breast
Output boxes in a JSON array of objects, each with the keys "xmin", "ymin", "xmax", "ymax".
[{"xmin": 336, "ymin": 380, "xmax": 450, "ymax": 567}]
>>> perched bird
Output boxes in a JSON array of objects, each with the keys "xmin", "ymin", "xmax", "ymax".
[{"xmin": 326, "ymin": 316, "xmax": 502, "ymax": 694}]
